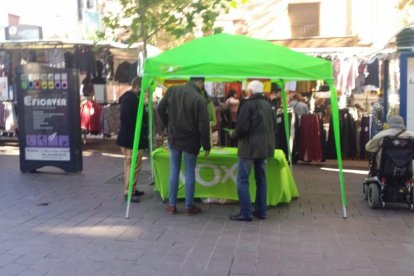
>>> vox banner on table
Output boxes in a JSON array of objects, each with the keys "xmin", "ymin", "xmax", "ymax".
[
  {"xmin": 152, "ymin": 147, "xmax": 299, "ymax": 206},
  {"xmin": 16, "ymin": 63, "xmax": 83, "ymax": 173}
]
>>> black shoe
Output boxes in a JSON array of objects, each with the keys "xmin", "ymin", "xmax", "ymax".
[
  {"xmin": 253, "ymin": 211, "xmax": 266, "ymax": 220},
  {"xmin": 124, "ymin": 194, "xmax": 140, "ymax": 203},
  {"xmin": 229, "ymin": 213, "xmax": 252, "ymax": 222},
  {"xmin": 134, "ymin": 190, "xmax": 145, "ymax": 196}
]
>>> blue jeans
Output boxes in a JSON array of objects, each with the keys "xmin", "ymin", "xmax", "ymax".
[
  {"xmin": 168, "ymin": 144, "xmax": 197, "ymax": 209},
  {"xmin": 237, "ymin": 158, "xmax": 267, "ymax": 217}
]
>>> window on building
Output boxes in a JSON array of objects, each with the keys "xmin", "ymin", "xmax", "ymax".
[
  {"xmin": 78, "ymin": 0, "xmax": 83, "ymax": 20},
  {"xmin": 288, "ymin": 2, "xmax": 320, "ymax": 38},
  {"xmin": 87, "ymin": 0, "xmax": 95, "ymax": 9}
]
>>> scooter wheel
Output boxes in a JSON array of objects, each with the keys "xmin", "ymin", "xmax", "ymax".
[{"xmin": 367, "ymin": 183, "xmax": 381, "ymax": 209}]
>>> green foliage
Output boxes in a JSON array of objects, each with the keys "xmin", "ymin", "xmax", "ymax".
[{"xmin": 99, "ymin": 0, "xmax": 246, "ymax": 49}]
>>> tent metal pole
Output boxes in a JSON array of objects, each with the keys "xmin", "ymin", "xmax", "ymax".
[
  {"xmin": 148, "ymin": 84, "xmax": 155, "ymax": 182},
  {"xmin": 327, "ymin": 80, "xmax": 347, "ymax": 218},
  {"xmin": 280, "ymin": 80, "xmax": 293, "ymax": 171}
]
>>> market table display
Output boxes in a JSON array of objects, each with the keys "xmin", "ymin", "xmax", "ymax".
[{"xmin": 152, "ymin": 147, "xmax": 299, "ymax": 206}]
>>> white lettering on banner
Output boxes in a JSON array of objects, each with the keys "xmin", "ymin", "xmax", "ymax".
[
  {"xmin": 196, "ymin": 164, "xmax": 221, "ymax": 186},
  {"xmin": 179, "ymin": 163, "xmax": 237, "ymax": 187},
  {"xmin": 221, "ymin": 164, "xmax": 237, "ymax": 183},
  {"xmin": 24, "ymin": 96, "xmax": 67, "ymax": 107}
]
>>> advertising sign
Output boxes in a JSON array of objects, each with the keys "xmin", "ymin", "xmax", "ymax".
[{"xmin": 16, "ymin": 64, "xmax": 82, "ymax": 172}]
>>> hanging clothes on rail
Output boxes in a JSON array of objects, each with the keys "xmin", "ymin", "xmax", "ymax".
[
  {"xmin": 0, "ymin": 101, "xmax": 18, "ymax": 134},
  {"xmin": 359, "ymin": 114, "xmax": 372, "ymax": 159},
  {"xmin": 275, "ymin": 111, "xmax": 299, "ymax": 164},
  {"xmin": 365, "ymin": 58, "xmax": 380, "ymax": 88},
  {"xmin": 101, "ymin": 103, "xmax": 120, "ymax": 137},
  {"xmin": 326, "ymin": 108, "xmax": 358, "ymax": 159},
  {"xmin": 298, "ymin": 114, "xmax": 324, "ymax": 162},
  {"xmin": 80, "ymin": 99, "xmax": 102, "ymax": 135}
]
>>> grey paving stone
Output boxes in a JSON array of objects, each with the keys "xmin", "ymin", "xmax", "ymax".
[
  {"xmin": 203, "ymin": 262, "xmax": 232, "ymax": 276},
  {"xmin": 0, "ymin": 263, "xmax": 28, "ymax": 276},
  {"xmin": 0, "ymin": 253, "xmax": 24, "ymax": 268},
  {"xmin": 16, "ymin": 269, "xmax": 48, "ymax": 276},
  {"xmin": 101, "ymin": 259, "xmax": 136, "ymax": 274}
]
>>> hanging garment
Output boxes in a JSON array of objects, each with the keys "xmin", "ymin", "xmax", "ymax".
[
  {"xmin": 275, "ymin": 112, "xmax": 299, "ymax": 164},
  {"xmin": 47, "ymin": 49, "xmax": 65, "ymax": 68},
  {"xmin": 359, "ymin": 114, "xmax": 371, "ymax": 159},
  {"xmin": 346, "ymin": 59, "xmax": 359, "ymax": 92},
  {"xmin": 114, "ymin": 61, "xmax": 132, "ymax": 83},
  {"xmin": 80, "ymin": 100, "xmax": 102, "ymax": 135},
  {"xmin": 102, "ymin": 104, "xmax": 121, "ymax": 137},
  {"xmin": 0, "ymin": 51, "xmax": 11, "ymax": 73},
  {"xmin": 3, "ymin": 101, "xmax": 17, "ymax": 133},
  {"xmin": 64, "ymin": 52, "xmax": 75, "ymax": 68},
  {"xmin": 337, "ymin": 58, "xmax": 352, "ymax": 92},
  {"xmin": 74, "ymin": 47, "xmax": 96, "ymax": 77},
  {"xmin": 340, "ymin": 109, "xmax": 357, "ymax": 159},
  {"xmin": 365, "ymin": 58, "xmax": 380, "ymax": 88},
  {"xmin": 284, "ymin": 81, "xmax": 297, "ymax": 92},
  {"xmin": 370, "ymin": 100, "xmax": 384, "ymax": 138},
  {"xmin": 327, "ymin": 109, "xmax": 358, "ymax": 159},
  {"xmin": 103, "ymin": 50, "xmax": 114, "ymax": 80},
  {"xmin": 0, "ymin": 101, "xmax": 5, "ymax": 129},
  {"xmin": 299, "ymin": 114, "xmax": 324, "ymax": 162},
  {"xmin": 0, "ymin": 76, "xmax": 8, "ymax": 100}
]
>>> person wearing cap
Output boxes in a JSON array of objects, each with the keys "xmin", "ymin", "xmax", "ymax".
[
  {"xmin": 365, "ymin": 115, "xmax": 414, "ymax": 173},
  {"xmin": 157, "ymin": 77, "xmax": 211, "ymax": 216},
  {"xmin": 229, "ymin": 80, "xmax": 277, "ymax": 221}
]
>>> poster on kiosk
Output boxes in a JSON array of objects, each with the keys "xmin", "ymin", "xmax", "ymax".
[{"xmin": 16, "ymin": 63, "xmax": 83, "ymax": 173}]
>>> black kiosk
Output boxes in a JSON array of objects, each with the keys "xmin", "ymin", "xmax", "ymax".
[{"xmin": 16, "ymin": 63, "xmax": 83, "ymax": 173}]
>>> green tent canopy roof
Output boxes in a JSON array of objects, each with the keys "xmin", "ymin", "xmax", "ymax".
[{"xmin": 144, "ymin": 33, "xmax": 333, "ymax": 81}]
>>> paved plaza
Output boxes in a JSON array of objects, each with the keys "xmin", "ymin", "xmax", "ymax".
[{"xmin": 1, "ymin": 138, "xmax": 414, "ymax": 275}]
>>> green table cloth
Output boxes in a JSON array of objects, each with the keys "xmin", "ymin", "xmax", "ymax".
[{"xmin": 152, "ymin": 147, "xmax": 299, "ymax": 206}]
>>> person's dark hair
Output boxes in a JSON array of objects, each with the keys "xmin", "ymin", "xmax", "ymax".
[
  {"xmin": 131, "ymin": 77, "xmax": 142, "ymax": 89},
  {"xmin": 226, "ymin": 89, "xmax": 236, "ymax": 100},
  {"xmin": 271, "ymin": 83, "xmax": 281, "ymax": 93},
  {"xmin": 82, "ymin": 76, "xmax": 94, "ymax": 97},
  {"xmin": 189, "ymin": 76, "xmax": 205, "ymax": 82}
]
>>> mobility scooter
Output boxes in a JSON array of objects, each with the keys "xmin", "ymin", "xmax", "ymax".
[{"xmin": 363, "ymin": 136, "xmax": 414, "ymax": 209}]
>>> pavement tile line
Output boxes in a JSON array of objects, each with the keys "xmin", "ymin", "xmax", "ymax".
[{"xmin": 105, "ymin": 170, "xmax": 153, "ymax": 185}]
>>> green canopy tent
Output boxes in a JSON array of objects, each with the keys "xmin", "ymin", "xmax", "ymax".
[{"xmin": 125, "ymin": 33, "xmax": 347, "ymax": 218}]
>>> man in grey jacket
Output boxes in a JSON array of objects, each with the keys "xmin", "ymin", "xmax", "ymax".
[
  {"xmin": 230, "ymin": 80, "xmax": 277, "ymax": 221},
  {"xmin": 157, "ymin": 77, "xmax": 211, "ymax": 216}
]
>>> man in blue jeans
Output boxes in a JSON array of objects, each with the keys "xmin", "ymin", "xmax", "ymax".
[
  {"xmin": 230, "ymin": 80, "xmax": 277, "ymax": 221},
  {"xmin": 157, "ymin": 77, "xmax": 211, "ymax": 215}
]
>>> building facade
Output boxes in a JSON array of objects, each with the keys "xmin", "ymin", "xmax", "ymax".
[
  {"xmin": 0, "ymin": 0, "xmax": 102, "ymax": 41},
  {"xmin": 216, "ymin": 0, "xmax": 406, "ymax": 50}
]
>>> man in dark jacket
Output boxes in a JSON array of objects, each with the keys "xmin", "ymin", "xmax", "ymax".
[
  {"xmin": 157, "ymin": 77, "xmax": 211, "ymax": 215},
  {"xmin": 116, "ymin": 77, "xmax": 148, "ymax": 203},
  {"xmin": 230, "ymin": 80, "xmax": 277, "ymax": 221}
]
